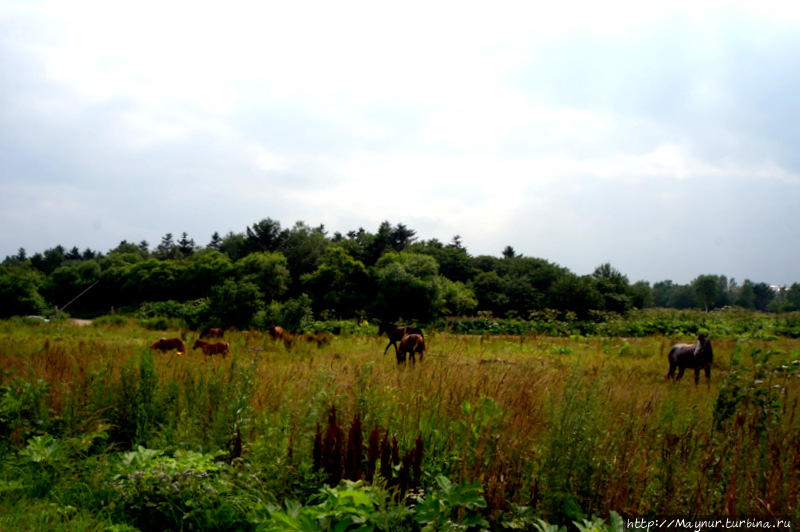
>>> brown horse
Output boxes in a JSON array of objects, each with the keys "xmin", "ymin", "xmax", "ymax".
[
  {"xmin": 268, "ymin": 325, "xmax": 285, "ymax": 341},
  {"xmin": 666, "ymin": 333, "xmax": 713, "ymax": 384},
  {"xmin": 396, "ymin": 333, "xmax": 425, "ymax": 365},
  {"xmin": 301, "ymin": 332, "xmax": 334, "ymax": 348},
  {"xmin": 378, "ymin": 321, "xmax": 424, "ymax": 355},
  {"xmin": 193, "ymin": 339, "xmax": 230, "ymax": 358},
  {"xmin": 200, "ymin": 327, "xmax": 224, "ymax": 338},
  {"xmin": 150, "ymin": 337, "xmax": 186, "ymax": 354}
]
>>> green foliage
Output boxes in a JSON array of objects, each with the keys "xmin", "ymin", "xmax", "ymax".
[
  {"xmin": 301, "ymin": 246, "xmax": 371, "ymax": 318},
  {"xmin": 713, "ymin": 346, "xmax": 793, "ymax": 431},
  {"xmin": 205, "ymin": 279, "xmax": 264, "ymax": 329},
  {"xmin": 136, "ymin": 298, "xmax": 206, "ymax": 329},
  {"xmin": 108, "ymin": 446, "xmax": 248, "ymax": 531},
  {"xmin": 572, "ymin": 512, "xmax": 625, "ymax": 532},
  {"xmin": 538, "ymin": 370, "xmax": 605, "ymax": 523},
  {"xmin": 254, "ymin": 481, "xmax": 411, "ymax": 531},
  {"xmin": 4, "ymin": 218, "xmax": 799, "ymax": 325},
  {"xmin": 374, "ymin": 251, "xmax": 441, "ymax": 321},
  {"xmin": 0, "ymin": 378, "xmax": 50, "ymax": 447},
  {"xmin": 413, "ymin": 475, "xmax": 489, "ymax": 531},
  {"xmin": 236, "ymin": 251, "xmax": 290, "ymax": 301},
  {"xmin": 255, "ymin": 294, "xmax": 315, "ymax": 332},
  {"xmin": 437, "ymin": 277, "xmax": 478, "ymax": 316},
  {"xmin": 0, "ymin": 265, "xmax": 48, "ymax": 318}
]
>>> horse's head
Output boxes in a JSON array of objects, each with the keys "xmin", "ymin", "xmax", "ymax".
[
  {"xmin": 694, "ymin": 333, "xmax": 712, "ymax": 361},
  {"xmin": 192, "ymin": 339, "xmax": 203, "ymax": 349},
  {"xmin": 377, "ymin": 320, "xmax": 393, "ymax": 336}
]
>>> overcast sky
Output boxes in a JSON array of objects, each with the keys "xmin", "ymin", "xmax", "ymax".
[{"xmin": 1, "ymin": 1, "xmax": 799, "ymax": 285}]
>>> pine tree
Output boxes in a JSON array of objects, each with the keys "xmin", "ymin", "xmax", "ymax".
[
  {"xmin": 208, "ymin": 231, "xmax": 223, "ymax": 250},
  {"xmin": 177, "ymin": 232, "xmax": 196, "ymax": 257},
  {"xmin": 155, "ymin": 233, "xmax": 177, "ymax": 260}
]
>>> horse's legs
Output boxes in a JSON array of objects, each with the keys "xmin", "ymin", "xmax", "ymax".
[
  {"xmin": 676, "ymin": 366, "xmax": 685, "ymax": 381},
  {"xmin": 694, "ymin": 368, "xmax": 701, "ymax": 385},
  {"xmin": 704, "ymin": 365, "xmax": 711, "ymax": 381},
  {"xmin": 666, "ymin": 363, "xmax": 676, "ymax": 381},
  {"xmin": 384, "ymin": 340, "xmax": 397, "ymax": 356}
]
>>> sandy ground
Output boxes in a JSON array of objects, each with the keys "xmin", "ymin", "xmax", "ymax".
[{"xmin": 69, "ymin": 318, "xmax": 93, "ymax": 326}]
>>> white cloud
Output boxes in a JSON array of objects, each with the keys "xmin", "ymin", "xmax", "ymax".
[{"xmin": 2, "ymin": 0, "xmax": 800, "ymax": 283}]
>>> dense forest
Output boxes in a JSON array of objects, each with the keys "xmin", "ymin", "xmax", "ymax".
[{"xmin": 2, "ymin": 218, "xmax": 799, "ymax": 328}]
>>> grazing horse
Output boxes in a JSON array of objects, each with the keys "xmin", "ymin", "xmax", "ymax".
[
  {"xmin": 192, "ymin": 339, "xmax": 230, "ymax": 358},
  {"xmin": 301, "ymin": 332, "xmax": 334, "ymax": 348},
  {"xmin": 396, "ymin": 333, "xmax": 425, "ymax": 365},
  {"xmin": 150, "ymin": 337, "xmax": 186, "ymax": 354},
  {"xmin": 200, "ymin": 327, "xmax": 224, "ymax": 339},
  {"xmin": 268, "ymin": 325, "xmax": 285, "ymax": 341},
  {"xmin": 666, "ymin": 333, "xmax": 713, "ymax": 384},
  {"xmin": 378, "ymin": 321, "xmax": 424, "ymax": 356}
]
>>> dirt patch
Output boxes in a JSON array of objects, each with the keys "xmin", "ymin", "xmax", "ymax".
[{"xmin": 69, "ymin": 319, "xmax": 93, "ymax": 327}]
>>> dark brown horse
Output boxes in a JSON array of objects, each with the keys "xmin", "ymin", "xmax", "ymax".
[
  {"xmin": 200, "ymin": 327, "xmax": 224, "ymax": 339},
  {"xmin": 150, "ymin": 337, "xmax": 186, "ymax": 354},
  {"xmin": 396, "ymin": 333, "xmax": 425, "ymax": 364},
  {"xmin": 666, "ymin": 333, "xmax": 713, "ymax": 384},
  {"xmin": 193, "ymin": 339, "xmax": 230, "ymax": 358},
  {"xmin": 378, "ymin": 320, "xmax": 424, "ymax": 355}
]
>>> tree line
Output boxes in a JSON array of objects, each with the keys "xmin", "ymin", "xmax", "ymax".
[{"xmin": 2, "ymin": 219, "xmax": 798, "ymax": 327}]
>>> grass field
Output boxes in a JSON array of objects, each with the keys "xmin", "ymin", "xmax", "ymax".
[{"xmin": 1, "ymin": 319, "xmax": 798, "ymax": 530}]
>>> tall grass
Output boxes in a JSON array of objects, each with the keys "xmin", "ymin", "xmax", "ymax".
[{"xmin": 0, "ymin": 319, "xmax": 798, "ymax": 529}]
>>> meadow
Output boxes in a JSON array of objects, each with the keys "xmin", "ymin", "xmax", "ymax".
[{"xmin": 0, "ymin": 317, "xmax": 798, "ymax": 531}]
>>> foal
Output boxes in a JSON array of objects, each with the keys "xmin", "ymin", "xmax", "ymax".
[{"xmin": 193, "ymin": 339, "xmax": 230, "ymax": 358}]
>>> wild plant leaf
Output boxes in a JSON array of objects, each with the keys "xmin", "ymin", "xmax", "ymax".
[{"xmin": 20, "ymin": 434, "xmax": 64, "ymax": 463}]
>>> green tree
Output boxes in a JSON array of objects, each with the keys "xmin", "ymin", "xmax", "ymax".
[
  {"xmin": 692, "ymin": 275, "xmax": 719, "ymax": 311},
  {"xmin": 592, "ymin": 263, "xmax": 632, "ymax": 313},
  {"xmin": 155, "ymin": 233, "xmax": 180, "ymax": 260},
  {"xmin": 109, "ymin": 240, "xmax": 147, "ymax": 260},
  {"xmin": 547, "ymin": 273, "xmax": 604, "ymax": 319},
  {"xmin": 219, "ymin": 232, "xmax": 248, "ymax": 261},
  {"xmin": 245, "ymin": 218, "xmax": 286, "ymax": 253},
  {"xmin": 752, "ymin": 282, "xmax": 775, "ymax": 311},
  {"xmin": 471, "ymin": 270, "xmax": 510, "ymax": 316},
  {"xmin": 502, "ymin": 245, "xmax": 518, "ymax": 259},
  {"xmin": 279, "ymin": 221, "xmax": 330, "ymax": 290},
  {"xmin": 437, "ymin": 277, "xmax": 478, "ymax": 316},
  {"xmin": 30, "ymin": 245, "xmax": 66, "ymax": 275},
  {"xmin": 630, "ymin": 280, "xmax": 654, "ymax": 308},
  {"xmin": 123, "ymin": 259, "xmax": 184, "ymax": 302},
  {"xmin": 235, "ymin": 252, "xmax": 290, "ymax": 302},
  {"xmin": 300, "ymin": 246, "xmax": 370, "ymax": 317},
  {"xmin": 44, "ymin": 260, "xmax": 102, "ymax": 314},
  {"xmin": 735, "ymin": 279, "xmax": 756, "ymax": 309},
  {"xmin": 204, "ymin": 279, "xmax": 263, "ymax": 329},
  {"xmin": 373, "ymin": 251, "xmax": 441, "ymax": 321},
  {"xmin": 411, "ymin": 237, "xmax": 475, "ymax": 283},
  {"xmin": 652, "ymin": 280, "xmax": 674, "ymax": 307},
  {"xmin": 184, "ymin": 249, "xmax": 234, "ymax": 298},
  {"xmin": 0, "ymin": 265, "xmax": 48, "ymax": 317},
  {"xmin": 786, "ymin": 283, "xmax": 800, "ymax": 311},
  {"xmin": 176, "ymin": 232, "xmax": 196, "ymax": 257},
  {"xmin": 667, "ymin": 284, "xmax": 696, "ymax": 309},
  {"xmin": 208, "ymin": 232, "xmax": 223, "ymax": 250}
]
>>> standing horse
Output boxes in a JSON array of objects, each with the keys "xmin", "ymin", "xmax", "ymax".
[
  {"xmin": 396, "ymin": 333, "xmax": 425, "ymax": 365},
  {"xmin": 666, "ymin": 333, "xmax": 713, "ymax": 384},
  {"xmin": 378, "ymin": 321, "xmax": 424, "ymax": 355},
  {"xmin": 200, "ymin": 327, "xmax": 224, "ymax": 339},
  {"xmin": 193, "ymin": 339, "xmax": 230, "ymax": 358},
  {"xmin": 268, "ymin": 325, "xmax": 285, "ymax": 341},
  {"xmin": 150, "ymin": 337, "xmax": 186, "ymax": 355}
]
